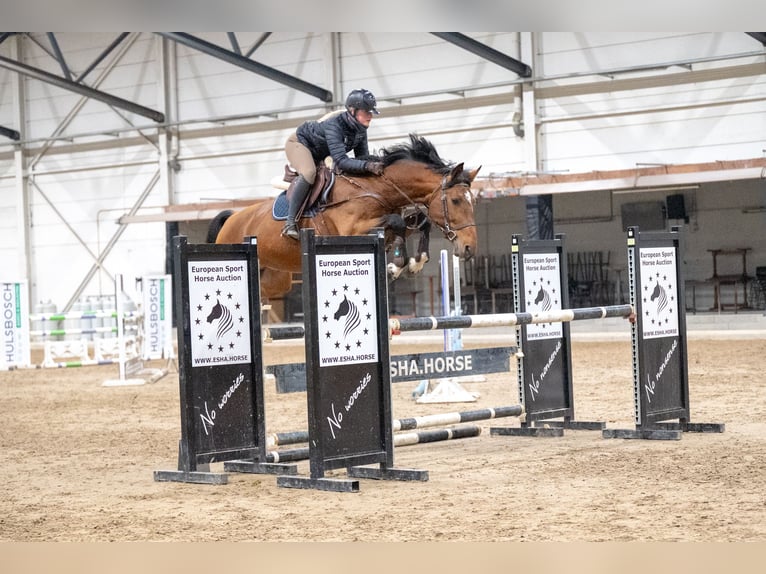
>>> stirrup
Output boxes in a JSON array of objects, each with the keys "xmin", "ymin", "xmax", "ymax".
[{"xmin": 282, "ymin": 222, "xmax": 299, "ymax": 240}]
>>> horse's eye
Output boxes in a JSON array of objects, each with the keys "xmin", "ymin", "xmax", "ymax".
[{"xmin": 451, "ymin": 198, "xmax": 462, "ymax": 206}]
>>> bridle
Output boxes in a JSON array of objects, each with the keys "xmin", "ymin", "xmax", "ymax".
[
  {"xmin": 431, "ymin": 174, "xmax": 477, "ymax": 242},
  {"xmin": 377, "ymin": 173, "xmax": 477, "ymax": 243}
]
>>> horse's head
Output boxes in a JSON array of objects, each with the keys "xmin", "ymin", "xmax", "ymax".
[
  {"xmin": 425, "ymin": 162, "xmax": 480, "ymax": 261},
  {"xmin": 206, "ymin": 300, "xmax": 223, "ymax": 323},
  {"xmin": 650, "ymin": 282, "xmax": 662, "ymax": 301},
  {"xmin": 534, "ymin": 285, "xmax": 546, "ymax": 305},
  {"xmin": 333, "ymin": 295, "xmax": 351, "ymax": 320}
]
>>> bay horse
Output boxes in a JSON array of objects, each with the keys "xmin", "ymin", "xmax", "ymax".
[{"xmin": 207, "ymin": 134, "xmax": 480, "ymax": 300}]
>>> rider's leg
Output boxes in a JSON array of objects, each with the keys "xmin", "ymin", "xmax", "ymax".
[
  {"xmin": 283, "ymin": 133, "xmax": 316, "ymax": 240},
  {"xmin": 283, "ymin": 175, "xmax": 311, "ymax": 240}
]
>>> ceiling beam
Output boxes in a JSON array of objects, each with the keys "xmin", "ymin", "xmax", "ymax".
[
  {"xmin": 0, "ymin": 54, "xmax": 165, "ymax": 123},
  {"xmin": 0, "ymin": 125, "xmax": 21, "ymax": 141},
  {"xmin": 158, "ymin": 32, "xmax": 333, "ymax": 102},
  {"xmin": 746, "ymin": 32, "xmax": 766, "ymax": 45},
  {"xmin": 76, "ymin": 32, "xmax": 130, "ymax": 83},
  {"xmin": 431, "ymin": 32, "xmax": 532, "ymax": 78},
  {"xmin": 46, "ymin": 33, "xmax": 72, "ymax": 81},
  {"xmin": 0, "ymin": 32, "xmax": 17, "ymax": 45}
]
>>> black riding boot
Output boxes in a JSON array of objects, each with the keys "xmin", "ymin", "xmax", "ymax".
[{"xmin": 282, "ymin": 175, "xmax": 311, "ymax": 240}]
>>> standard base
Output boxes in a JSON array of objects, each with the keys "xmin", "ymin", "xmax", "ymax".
[
  {"xmin": 654, "ymin": 421, "xmax": 725, "ymax": 433},
  {"xmin": 534, "ymin": 420, "xmax": 606, "ymax": 431},
  {"xmin": 490, "ymin": 425, "xmax": 564, "ymax": 437},
  {"xmin": 277, "ymin": 475, "xmax": 359, "ymax": 492},
  {"xmin": 603, "ymin": 420, "xmax": 725, "ymax": 440},
  {"xmin": 223, "ymin": 460, "xmax": 299, "ymax": 475},
  {"xmin": 347, "ymin": 465, "xmax": 429, "ymax": 482},
  {"xmin": 153, "ymin": 469, "xmax": 228, "ymax": 484},
  {"xmin": 602, "ymin": 428, "xmax": 682, "ymax": 440}
]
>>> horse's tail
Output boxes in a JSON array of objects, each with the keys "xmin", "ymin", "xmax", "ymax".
[{"xmin": 206, "ymin": 210, "xmax": 234, "ymax": 243}]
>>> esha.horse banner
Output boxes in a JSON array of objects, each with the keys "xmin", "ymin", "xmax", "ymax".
[
  {"xmin": 314, "ymin": 253, "xmax": 379, "ymax": 366},
  {"xmin": 187, "ymin": 260, "xmax": 252, "ymax": 367}
]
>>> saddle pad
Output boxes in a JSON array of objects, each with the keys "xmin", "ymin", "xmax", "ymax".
[{"xmin": 271, "ymin": 191, "xmax": 318, "ymax": 221}]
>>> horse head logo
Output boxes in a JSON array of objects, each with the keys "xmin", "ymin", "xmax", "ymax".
[
  {"xmin": 533, "ymin": 284, "xmax": 552, "ymax": 311},
  {"xmin": 206, "ymin": 299, "xmax": 233, "ymax": 339},
  {"xmin": 650, "ymin": 282, "xmax": 668, "ymax": 315},
  {"xmin": 333, "ymin": 295, "xmax": 361, "ymax": 338}
]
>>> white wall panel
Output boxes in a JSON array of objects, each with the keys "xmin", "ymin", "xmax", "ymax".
[
  {"xmin": 337, "ymin": 33, "xmax": 520, "ymax": 98},
  {"xmin": 537, "ymin": 32, "xmax": 758, "ymax": 76}
]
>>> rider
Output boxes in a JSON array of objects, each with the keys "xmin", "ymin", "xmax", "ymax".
[{"xmin": 281, "ymin": 88, "xmax": 385, "ymax": 240}]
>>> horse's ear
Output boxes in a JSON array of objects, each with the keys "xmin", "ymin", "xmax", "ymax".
[
  {"xmin": 448, "ymin": 162, "xmax": 464, "ymax": 184},
  {"xmin": 466, "ymin": 165, "xmax": 482, "ymax": 182}
]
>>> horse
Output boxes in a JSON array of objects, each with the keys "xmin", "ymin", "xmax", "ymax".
[{"xmin": 207, "ymin": 134, "xmax": 480, "ymax": 300}]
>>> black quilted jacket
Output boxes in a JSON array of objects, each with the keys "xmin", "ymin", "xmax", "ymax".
[{"xmin": 295, "ymin": 110, "xmax": 370, "ymax": 174}]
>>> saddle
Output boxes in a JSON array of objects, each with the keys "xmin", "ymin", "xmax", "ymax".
[{"xmin": 284, "ymin": 163, "xmax": 335, "ymax": 219}]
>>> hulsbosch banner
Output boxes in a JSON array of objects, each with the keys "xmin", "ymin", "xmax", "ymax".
[{"xmin": 1, "ymin": 281, "xmax": 30, "ymax": 369}]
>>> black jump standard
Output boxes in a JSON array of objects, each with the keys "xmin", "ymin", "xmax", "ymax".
[
  {"xmin": 277, "ymin": 229, "xmax": 428, "ymax": 492},
  {"xmin": 603, "ymin": 226, "xmax": 725, "ymax": 439},
  {"xmin": 154, "ymin": 236, "xmax": 295, "ymax": 484}
]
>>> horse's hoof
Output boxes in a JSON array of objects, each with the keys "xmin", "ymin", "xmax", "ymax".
[
  {"xmin": 408, "ymin": 253, "xmax": 429, "ymax": 274},
  {"xmin": 387, "ymin": 262, "xmax": 405, "ymax": 279}
]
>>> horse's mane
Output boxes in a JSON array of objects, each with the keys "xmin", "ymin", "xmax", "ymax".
[{"xmin": 375, "ymin": 134, "xmax": 453, "ymax": 174}]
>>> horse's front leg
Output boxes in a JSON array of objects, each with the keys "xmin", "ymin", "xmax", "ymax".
[
  {"xmin": 408, "ymin": 215, "xmax": 431, "ymax": 274},
  {"xmin": 381, "ymin": 214, "xmax": 409, "ymax": 280}
]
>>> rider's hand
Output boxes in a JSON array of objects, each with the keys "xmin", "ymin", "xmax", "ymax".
[{"xmin": 366, "ymin": 161, "xmax": 385, "ymax": 176}]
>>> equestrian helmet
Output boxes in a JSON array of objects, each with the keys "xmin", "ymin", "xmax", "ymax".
[{"xmin": 345, "ymin": 89, "xmax": 379, "ymax": 115}]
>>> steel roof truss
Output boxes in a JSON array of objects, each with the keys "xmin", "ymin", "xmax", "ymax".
[
  {"xmin": 431, "ymin": 32, "xmax": 532, "ymax": 78},
  {"xmin": 46, "ymin": 33, "xmax": 72, "ymax": 81},
  {"xmin": 157, "ymin": 32, "xmax": 332, "ymax": 102},
  {"xmin": 76, "ymin": 32, "xmax": 130, "ymax": 83},
  {"xmin": 0, "ymin": 125, "xmax": 20, "ymax": 141}
]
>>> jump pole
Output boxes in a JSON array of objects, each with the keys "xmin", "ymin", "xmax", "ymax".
[
  {"xmin": 262, "ymin": 425, "xmax": 483, "ymax": 464},
  {"xmin": 389, "ymin": 304, "xmax": 634, "ymax": 334},
  {"xmin": 264, "ymin": 404, "xmax": 526, "ymax": 448}
]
